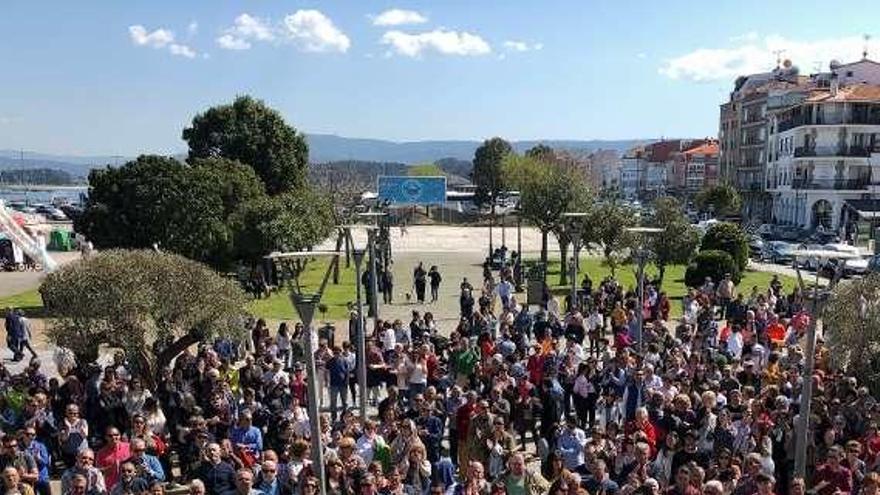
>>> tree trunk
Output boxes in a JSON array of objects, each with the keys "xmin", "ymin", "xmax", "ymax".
[
  {"xmin": 559, "ymin": 242, "xmax": 569, "ymax": 286},
  {"xmin": 344, "ymin": 230, "xmax": 351, "ymax": 268},
  {"xmin": 541, "ymin": 230, "xmax": 549, "ymax": 267},
  {"xmin": 332, "ymin": 231, "xmax": 343, "ymax": 284},
  {"xmin": 150, "ymin": 330, "xmax": 204, "ymax": 387},
  {"xmin": 605, "ymin": 247, "xmax": 616, "ymax": 278},
  {"xmin": 658, "ymin": 264, "xmax": 666, "ymax": 289}
]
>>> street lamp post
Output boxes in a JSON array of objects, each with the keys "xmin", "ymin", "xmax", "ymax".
[
  {"xmin": 358, "ymin": 212, "xmax": 386, "ymax": 323},
  {"xmin": 790, "ymin": 249, "xmax": 858, "ymax": 479},
  {"xmin": 624, "ymin": 227, "xmax": 664, "ymax": 352},
  {"xmin": 345, "ymin": 228, "xmax": 369, "ymax": 422},
  {"xmin": 265, "ymin": 250, "xmax": 340, "ymax": 495}
]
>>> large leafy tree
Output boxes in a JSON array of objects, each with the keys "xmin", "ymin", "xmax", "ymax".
[
  {"xmin": 231, "ymin": 188, "xmax": 335, "ymax": 264},
  {"xmin": 472, "ymin": 137, "xmax": 513, "ymax": 207},
  {"xmin": 583, "ymin": 201, "xmax": 637, "ymax": 277},
  {"xmin": 183, "ymin": 95, "xmax": 310, "ymax": 195},
  {"xmin": 40, "ymin": 250, "xmax": 247, "ymax": 385},
  {"xmin": 700, "ymin": 222, "xmax": 749, "ymax": 272},
  {"xmin": 695, "ymin": 184, "xmax": 742, "ymax": 217},
  {"xmin": 648, "ymin": 197, "xmax": 700, "ymax": 286},
  {"xmin": 823, "ymin": 274, "xmax": 880, "ymax": 394},
  {"xmin": 75, "ymin": 155, "xmax": 265, "ymax": 269},
  {"xmin": 503, "ymin": 154, "xmax": 591, "ymax": 278}
]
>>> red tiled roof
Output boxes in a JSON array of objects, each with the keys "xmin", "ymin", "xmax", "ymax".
[
  {"xmin": 684, "ymin": 142, "xmax": 719, "ymax": 156},
  {"xmin": 805, "ymin": 84, "xmax": 880, "ymax": 102}
]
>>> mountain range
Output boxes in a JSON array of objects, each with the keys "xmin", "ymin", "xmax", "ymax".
[{"xmin": 0, "ymin": 134, "xmax": 646, "ymax": 178}]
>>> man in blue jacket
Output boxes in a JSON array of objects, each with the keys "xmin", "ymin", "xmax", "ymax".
[
  {"xmin": 326, "ymin": 346, "xmax": 353, "ymax": 421},
  {"xmin": 125, "ymin": 438, "xmax": 164, "ymax": 483}
]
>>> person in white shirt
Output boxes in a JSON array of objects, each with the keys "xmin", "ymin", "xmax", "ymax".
[
  {"xmin": 496, "ymin": 279, "xmax": 514, "ymax": 311},
  {"xmin": 726, "ymin": 326, "xmax": 744, "ymax": 360},
  {"xmin": 381, "ymin": 324, "xmax": 396, "ymax": 353}
]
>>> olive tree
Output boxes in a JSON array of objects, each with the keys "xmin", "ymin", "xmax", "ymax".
[
  {"xmin": 822, "ymin": 273, "xmax": 880, "ymax": 394},
  {"xmin": 40, "ymin": 250, "xmax": 247, "ymax": 384}
]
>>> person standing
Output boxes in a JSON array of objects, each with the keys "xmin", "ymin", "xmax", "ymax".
[
  {"xmin": 413, "ymin": 262, "xmax": 427, "ymax": 304},
  {"xmin": 4, "ymin": 307, "xmax": 22, "ymax": 361},
  {"xmin": 15, "ymin": 310, "xmax": 37, "ymax": 359},
  {"xmin": 326, "ymin": 346, "xmax": 353, "ymax": 422},
  {"xmin": 428, "ymin": 266, "xmax": 442, "ymax": 303},
  {"xmin": 381, "ymin": 267, "xmax": 394, "ymax": 304}
]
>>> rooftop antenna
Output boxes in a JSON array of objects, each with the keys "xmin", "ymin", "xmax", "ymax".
[
  {"xmin": 864, "ymin": 34, "xmax": 872, "ymax": 60},
  {"xmin": 773, "ymin": 49, "xmax": 786, "ymax": 69}
]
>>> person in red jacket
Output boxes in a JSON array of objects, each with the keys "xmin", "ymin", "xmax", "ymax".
[
  {"xmin": 813, "ymin": 446, "xmax": 853, "ymax": 495},
  {"xmin": 455, "ymin": 391, "xmax": 478, "ymax": 468}
]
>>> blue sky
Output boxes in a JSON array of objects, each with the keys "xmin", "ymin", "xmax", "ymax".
[{"xmin": 2, "ymin": 0, "xmax": 880, "ymax": 155}]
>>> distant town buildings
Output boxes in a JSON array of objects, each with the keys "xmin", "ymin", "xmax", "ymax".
[{"xmin": 617, "ymin": 139, "xmax": 718, "ymax": 201}]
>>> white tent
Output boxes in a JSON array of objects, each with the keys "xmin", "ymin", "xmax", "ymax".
[{"xmin": 0, "ymin": 200, "xmax": 57, "ymax": 271}]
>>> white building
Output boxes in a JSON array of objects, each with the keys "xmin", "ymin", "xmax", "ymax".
[{"xmin": 766, "ymin": 82, "xmax": 880, "ymax": 230}]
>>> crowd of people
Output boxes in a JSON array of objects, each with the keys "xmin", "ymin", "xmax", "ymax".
[{"xmin": 0, "ymin": 257, "xmax": 877, "ymax": 495}]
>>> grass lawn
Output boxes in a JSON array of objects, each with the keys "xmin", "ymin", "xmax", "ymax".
[
  {"xmin": 247, "ymin": 258, "xmax": 359, "ymax": 323},
  {"xmin": 0, "ymin": 258, "xmax": 360, "ymax": 324},
  {"xmin": 534, "ymin": 256, "xmax": 797, "ymax": 317},
  {"xmin": 0, "ymin": 288, "xmax": 46, "ymax": 316}
]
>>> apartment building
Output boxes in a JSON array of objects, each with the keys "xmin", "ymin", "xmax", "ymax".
[
  {"xmin": 620, "ymin": 139, "xmax": 708, "ymax": 200},
  {"xmin": 671, "ymin": 140, "xmax": 720, "ymax": 193},
  {"xmin": 718, "ymin": 62, "xmax": 807, "ymax": 220},
  {"xmin": 766, "ymin": 80, "xmax": 880, "ymax": 232}
]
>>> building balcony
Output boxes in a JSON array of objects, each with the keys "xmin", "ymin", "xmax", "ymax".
[
  {"xmin": 778, "ymin": 115, "xmax": 880, "ymax": 133},
  {"xmin": 793, "ymin": 146, "xmax": 874, "ymax": 158},
  {"xmin": 790, "ymin": 178, "xmax": 876, "ymax": 190}
]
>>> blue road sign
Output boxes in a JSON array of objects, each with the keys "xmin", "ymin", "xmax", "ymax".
[{"xmin": 377, "ymin": 176, "xmax": 447, "ymax": 205}]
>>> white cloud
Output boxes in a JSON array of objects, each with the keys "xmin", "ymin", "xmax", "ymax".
[
  {"xmin": 282, "ymin": 10, "xmax": 350, "ymax": 53},
  {"xmin": 187, "ymin": 21, "xmax": 199, "ymax": 36},
  {"xmin": 217, "ymin": 34, "xmax": 251, "ymax": 50},
  {"xmin": 169, "ymin": 43, "xmax": 197, "ymax": 58},
  {"xmin": 129, "ymin": 25, "xmax": 174, "ymax": 48},
  {"xmin": 216, "ymin": 13, "xmax": 275, "ymax": 51},
  {"xmin": 503, "ymin": 40, "xmax": 542, "ymax": 52},
  {"xmin": 372, "ymin": 9, "xmax": 428, "ymax": 27},
  {"xmin": 661, "ymin": 34, "xmax": 879, "ymax": 82},
  {"xmin": 729, "ymin": 31, "xmax": 759, "ymax": 43},
  {"xmin": 637, "ymin": 52, "xmax": 647, "ymax": 59},
  {"xmin": 129, "ymin": 25, "xmax": 197, "ymax": 59},
  {"xmin": 381, "ymin": 29, "xmax": 491, "ymax": 57}
]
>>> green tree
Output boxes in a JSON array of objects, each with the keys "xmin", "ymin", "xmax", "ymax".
[
  {"xmin": 75, "ymin": 155, "xmax": 266, "ymax": 269},
  {"xmin": 649, "ymin": 197, "xmax": 700, "ymax": 287},
  {"xmin": 408, "ymin": 163, "xmax": 446, "ymax": 177},
  {"xmin": 695, "ymin": 184, "xmax": 742, "ymax": 217},
  {"xmin": 684, "ymin": 250, "xmax": 741, "ymax": 287},
  {"xmin": 823, "ymin": 274, "xmax": 880, "ymax": 394},
  {"xmin": 503, "ymin": 154, "xmax": 591, "ymax": 276},
  {"xmin": 183, "ymin": 95, "xmax": 309, "ymax": 195},
  {"xmin": 700, "ymin": 222, "xmax": 749, "ymax": 272},
  {"xmin": 231, "ymin": 188, "xmax": 335, "ymax": 264},
  {"xmin": 525, "ymin": 144, "xmax": 554, "ymax": 163},
  {"xmin": 472, "ymin": 137, "xmax": 513, "ymax": 207},
  {"xmin": 40, "ymin": 250, "xmax": 247, "ymax": 385},
  {"xmin": 583, "ymin": 201, "xmax": 636, "ymax": 278}
]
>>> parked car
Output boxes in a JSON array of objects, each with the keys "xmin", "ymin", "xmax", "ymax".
[
  {"xmin": 795, "ymin": 243, "xmax": 825, "ymax": 270},
  {"xmin": 748, "ymin": 235, "xmax": 765, "ymax": 258},
  {"xmin": 843, "ymin": 256, "xmax": 870, "ymax": 277},
  {"xmin": 762, "ymin": 241, "xmax": 797, "ymax": 264}
]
